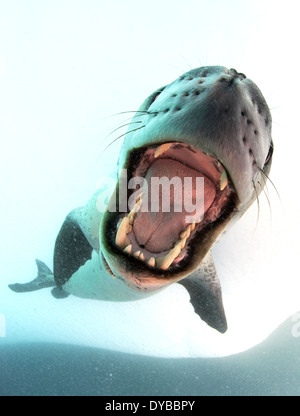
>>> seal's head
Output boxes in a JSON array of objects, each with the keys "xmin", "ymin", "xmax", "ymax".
[{"xmin": 100, "ymin": 66, "xmax": 273, "ymax": 292}]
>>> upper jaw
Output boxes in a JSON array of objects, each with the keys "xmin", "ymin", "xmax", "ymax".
[{"xmin": 100, "ymin": 141, "xmax": 239, "ymax": 291}]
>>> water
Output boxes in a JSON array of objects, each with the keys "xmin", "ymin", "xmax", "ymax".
[{"xmin": 0, "ymin": 317, "xmax": 299, "ymax": 396}]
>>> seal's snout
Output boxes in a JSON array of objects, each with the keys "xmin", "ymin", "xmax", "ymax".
[
  {"xmin": 229, "ymin": 68, "xmax": 246, "ymax": 80},
  {"xmin": 219, "ymin": 68, "xmax": 246, "ymax": 86},
  {"xmin": 98, "ymin": 64, "xmax": 273, "ymax": 332}
]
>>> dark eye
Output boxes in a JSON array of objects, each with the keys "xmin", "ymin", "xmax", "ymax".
[
  {"xmin": 153, "ymin": 92, "xmax": 162, "ymax": 102},
  {"xmin": 149, "ymin": 87, "xmax": 166, "ymax": 106},
  {"xmin": 263, "ymin": 141, "xmax": 273, "ymax": 169}
]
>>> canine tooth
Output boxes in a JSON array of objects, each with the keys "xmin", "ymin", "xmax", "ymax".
[
  {"xmin": 180, "ymin": 224, "xmax": 192, "ymax": 240},
  {"xmin": 220, "ymin": 169, "xmax": 228, "ymax": 191},
  {"xmin": 156, "ymin": 256, "xmax": 171, "ymax": 270},
  {"xmin": 188, "ymin": 222, "xmax": 196, "ymax": 233},
  {"xmin": 180, "ymin": 230, "xmax": 187, "ymax": 239},
  {"xmin": 148, "ymin": 257, "xmax": 156, "ymax": 267},
  {"xmin": 186, "ymin": 225, "xmax": 191, "ymax": 237},
  {"xmin": 116, "ymin": 217, "xmax": 131, "ymax": 249},
  {"xmin": 128, "ymin": 199, "xmax": 142, "ymax": 222},
  {"xmin": 136, "ymin": 198, "xmax": 143, "ymax": 207},
  {"xmin": 157, "ymin": 243, "xmax": 182, "ymax": 270},
  {"xmin": 128, "ymin": 211, "xmax": 135, "ymax": 225},
  {"xmin": 136, "ymin": 192, "xmax": 143, "ymax": 202},
  {"xmin": 179, "ymin": 237, "xmax": 187, "ymax": 249},
  {"xmin": 154, "ymin": 143, "xmax": 173, "ymax": 158},
  {"xmin": 124, "ymin": 244, "xmax": 132, "ymax": 254},
  {"xmin": 132, "ymin": 202, "xmax": 141, "ymax": 213}
]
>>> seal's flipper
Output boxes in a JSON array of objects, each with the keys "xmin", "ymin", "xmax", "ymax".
[
  {"xmin": 53, "ymin": 213, "xmax": 93, "ymax": 290},
  {"xmin": 178, "ymin": 251, "xmax": 227, "ymax": 333},
  {"xmin": 8, "ymin": 259, "xmax": 55, "ymax": 293},
  {"xmin": 51, "ymin": 287, "xmax": 70, "ymax": 299}
]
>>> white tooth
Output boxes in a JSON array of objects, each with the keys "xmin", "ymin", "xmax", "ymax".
[
  {"xmin": 123, "ymin": 244, "xmax": 132, "ymax": 254},
  {"xmin": 186, "ymin": 225, "xmax": 191, "ymax": 237},
  {"xmin": 190, "ymin": 222, "xmax": 196, "ymax": 231},
  {"xmin": 136, "ymin": 192, "xmax": 144, "ymax": 202},
  {"xmin": 220, "ymin": 169, "xmax": 228, "ymax": 191},
  {"xmin": 128, "ymin": 198, "xmax": 143, "ymax": 222},
  {"xmin": 180, "ymin": 224, "xmax": 192, "ymax": 240},
  {"xmin": 134, "ymin": 250, "xmax": 141, "ymax": 258},
  {"xmin": 154, "ymin": 142, "xmax": 174, "ymax": 158},
  {"xmin": 128, "ymin": 211, "xmax": 135, "ymax": 225},
  {"xmin": 147, "ymin": 257, "xmax": 156, "ymax": 267},
  {"xmin": 139, "ymin": 252, "xmax": 145, "ymax": 261},
  {"xmin": 156, "ymin": 257, "xmax": 171, "ymax": 270},
  {"xmin": 157, "ymin": 243, "xmax": 182, "ymax": 270},
  {"xmin": 179, "ymin": 237, "xmax": 187, "ymax": 249},
  {"xmin": 180, "ymin": 230, "xmax": 187, "ymax": 239},
  {"xmin": 132, "ymin": 202, "xmax": 141, "ymax": 213},
  {"xmin": 115, "ymin": 217, "xmax": 131, "ymax": 249},
  {"xmin": 136, "ymin": 197, "xmax": 143, "ymax": 206}
]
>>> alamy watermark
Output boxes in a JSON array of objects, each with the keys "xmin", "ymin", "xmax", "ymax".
[
  {"xmin": 95, "ymin": 169, "xmax": 205, "ymax": 223},
  {"xmin": 0, "ymin": 314, "xmax": 5, "ymax": 338}
]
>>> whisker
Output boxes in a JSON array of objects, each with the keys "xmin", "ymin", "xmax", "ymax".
[
  {"xmin": 271, "ymin": 120, "xmax": 280, "ymax": 126},
  {"xmin": 122, "ymin": 113, "xmax": 149, "ymax": 123},
  {"xmin": 262, "ymin": 180, "xmax": 271, "ymax": 202},
  {"xmin": 111, "ymin": 112, "xmax": 150, "ymax": 126},
  {"xmin": 100, "ymin": 125, "xmax": 146, "ymax": 156},
  {"xmin": 108, "ymin": 121, "xmax": 142, "ymax": 137},
  {"xmin": 258, "ymin": 180, "xmax": 272, "ymax": 227},
  {"xmin": 252, "ymin": 180, "xmax": 260, "ymax": 229},
  {"xmin": 102, "ymin": 110, "xmax": 150, "ymax": 120},
  {"xmin": 257, "ymin": 166, "xmax": 281, "ymax": 202},
  {"xmin": 179, "ymin": 55, "xmax": 193, "ymax": 70},
  {"xmin": 112, "ymin": 110, "xmax": 150, "ymax": 117}
]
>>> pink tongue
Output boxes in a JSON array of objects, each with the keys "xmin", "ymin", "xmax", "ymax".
[{"xmin": 133, "ymin": 159, "xmax": 216, "ymax": 252}]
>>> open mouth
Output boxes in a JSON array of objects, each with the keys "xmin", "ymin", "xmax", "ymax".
[{"xmin": 103, "ymin": 141, "xmax": 238, "ymax": 281}]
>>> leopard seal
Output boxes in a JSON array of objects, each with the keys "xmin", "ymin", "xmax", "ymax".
[{"xmin": 9, "ymin": 66, "xmax": 273, "ymax": 334}]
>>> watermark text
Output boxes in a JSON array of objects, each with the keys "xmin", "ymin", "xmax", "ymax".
[{"xmin": 96, "ymin": 169, "xmax": 205, "ymax": 223}]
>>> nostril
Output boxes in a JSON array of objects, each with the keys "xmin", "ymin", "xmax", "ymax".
[
  {"xmin": 229, "ymin": 68, "xmax": 238, "ymax": 76},
  {"xmin": 237, "ymin": 72, "xmax": 246, "ymax": 80},
  {"xmin": 220, "ymin": 69, "xmax": 246, "ymax": 87},
  {"xmin": 229, "ymin": 68, "xmax": 246, "ymax": 81}
]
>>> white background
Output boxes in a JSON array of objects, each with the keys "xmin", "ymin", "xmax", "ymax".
[{"xmin": 0, "ymin": 0, "xmax": 299, "ymax": 357}]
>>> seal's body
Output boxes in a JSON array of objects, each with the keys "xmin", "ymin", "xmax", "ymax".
[{"xmin": 9, "ymin": 66, "xmax": 273, "ymax": 334}]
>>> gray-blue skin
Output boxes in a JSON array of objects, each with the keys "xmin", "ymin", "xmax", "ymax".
[{"xmin": 9, "ymin": 66, "xmax": 273, "ymax": 334}]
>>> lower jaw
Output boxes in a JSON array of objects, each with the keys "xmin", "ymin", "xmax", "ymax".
[
  {"xmin": 101, "ymin": 192, "xmax": 238, "ymax": 291},
  {"xmin": 101, "ymin": 141, "xmax": 238, "ymax": 281}
]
